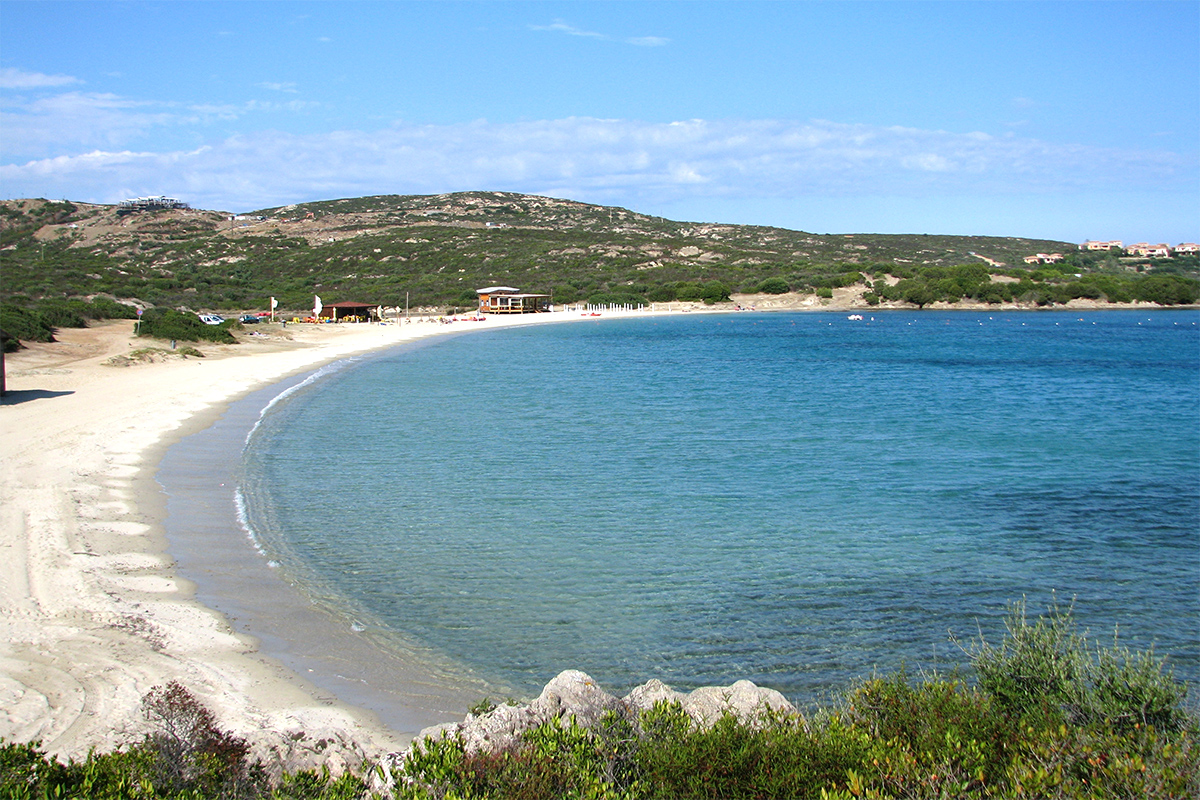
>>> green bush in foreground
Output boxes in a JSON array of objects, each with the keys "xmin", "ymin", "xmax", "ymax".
[
  {"xmin": 393, "ymin": 602, "xmax": 1196, "ymax": 800},
  {"xmin": 4, "ymin": 603, "xmax": 1196, "ymax": 799},
  {"xmin": 968, "ymin": 599, "xmax": 1191, "ymax": 733}
]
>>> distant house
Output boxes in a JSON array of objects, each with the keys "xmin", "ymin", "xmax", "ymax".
[
  {"xmin": 117, "ymin": 195, "xmax": 190, "ymax": 215},
  {"xmin": 1127, "ymin": 243, "xmax": 1172, "ymax": 258},
  {"xmin": 476, "ymin": 286, "xmax": 550, "ymax": 314},
  {"xmin": 1023, "ymin": 253, "xmax": 1064, "ymax": 265},
  {"xmin": 1174, "ymin": 243, "xmax": 1199, "ymax": 254},
  {"xmin": 317, "ymin": 301, "xmax": 376, "ymax": 321},
  {"xmin": 1081, "ymin": 240, "xmax": 1123, "ymax": 251}
]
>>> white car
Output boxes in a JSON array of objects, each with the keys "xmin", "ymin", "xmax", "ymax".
[{"xmin": 198, "ymin": 314, "xmax": 224, "ymax": 325}]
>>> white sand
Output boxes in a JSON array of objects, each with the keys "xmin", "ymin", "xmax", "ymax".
[{"xmin": 0, "ymin": 310, "xmax": 664, "ymax": 765}]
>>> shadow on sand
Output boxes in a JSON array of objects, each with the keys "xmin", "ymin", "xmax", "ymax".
[{"xmin": 1, "ymin": 389, "xmax": 76, "ymax": 405}]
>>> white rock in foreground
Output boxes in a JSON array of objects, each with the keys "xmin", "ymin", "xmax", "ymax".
[{"xmin": 410, "ymin": 669, "xmax": 797, "ymax": 757}]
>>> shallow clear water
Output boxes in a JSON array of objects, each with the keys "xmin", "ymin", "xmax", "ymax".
[{"xmin": 239, "ymin": 310, "xmax": 1200, "ymax": 701}]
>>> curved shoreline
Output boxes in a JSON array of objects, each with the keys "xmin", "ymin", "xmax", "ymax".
[
  {"xmin": 0, "ymin": 310, "xmax": 657, "ymax": 762},
  {"xmin": 159, "ymin": 352, "xmax": 501, "ymax": 736}
]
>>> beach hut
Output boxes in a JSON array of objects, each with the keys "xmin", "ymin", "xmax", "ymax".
[
  {"xmin": 476, "ymin": 286, "xmax": 550, "ymax": 314},
  {"xmin": 317, "ymin": 301, "xmax": 375, "ymax": 322}
]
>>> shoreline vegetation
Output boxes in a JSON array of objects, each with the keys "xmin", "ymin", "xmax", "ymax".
[{"xmin": 5, "ymin": 601, "xmax": 1196, "ymax": 798}]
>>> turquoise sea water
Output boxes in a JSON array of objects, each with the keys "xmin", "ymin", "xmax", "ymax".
[{"xmin": 237, "ymin": 310, "xmax": 1200, "ymax": 703}]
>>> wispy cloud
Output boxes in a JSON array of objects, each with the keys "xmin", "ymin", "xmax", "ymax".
[
  {"xmin": 0, "ymin": 92, "xmax": 177, "ymax": 155},
  {"xmin": 531, "ymin": 20, "xmax": 605, "ymax": 40},
  {"xmin": 530, "ymin": 19, "xmax": 670, "ymax": 47},
  {"xmin": 0, "ymin": 67, "xmax": 82, "ymax": 89},
  {"xmin": 625, "ymin": 36, "xmax": 670, "ymax": 47},
  {"xmin": 2, "ymin": 117, "xmax": 1192, "ymax": 214},
  {"xmin": 0, "ymin": 85, "xmax": 319, "ymax": 159},
  {"xmin": 257, "ymin": 81, "xmax": 300, "ymax": 94}
]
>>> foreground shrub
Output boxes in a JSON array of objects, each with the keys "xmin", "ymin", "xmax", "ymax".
[
  {"xmin": 140, "ymin": 680, "xmax": 268, "ymax": 797},
  {"xmin": 634, "ymin": 705, "xmax": 872, "ymax": 799},
  {"xmin": 1005, "ymin": 722, "xmax": 1199, "ymax": 799},
  {"xmin": 5, "ymin": 603, "xmax": 1196, "ymax": 799},
  {"xmin": 967, "ymin": 598, "xmax": 1192, "ymax": 732},
  {"xmin": 844, "ymin": 672, "xmax": 1016, "ymax": 792}
]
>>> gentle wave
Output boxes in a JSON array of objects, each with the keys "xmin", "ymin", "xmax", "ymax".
[{"xmin": 243, "ymin": 357, "xmax": 363, "ymax": 447}]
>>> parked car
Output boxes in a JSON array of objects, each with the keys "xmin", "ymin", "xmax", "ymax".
[
  {"xmin": 198, "ymin": 314, "xmax": 224, "ymax": 325},
  {"xmin": 239, "ymin": 315, "xmax": 260, "ymax": 324}
]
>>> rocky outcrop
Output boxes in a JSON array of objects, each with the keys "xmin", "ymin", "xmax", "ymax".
[
  {"xmin": 624, "ymin": 677, "xmax": 795, "ymax": 728},
  {"xmin": 409, "ymin": 669, "xmax": 797, "ymax": 757}
]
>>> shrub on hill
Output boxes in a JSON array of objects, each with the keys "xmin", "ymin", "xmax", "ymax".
[
  {"xmin": 0, "ymin": 304, "xmax": 56, "ymax": 348},
  {"xmin": 756, "ymin": 277, "xmax": 791, "ymax": 294},
  {"xmin": 0, "ymin": 297, "xmax": 142, "ymax": 349},
  {"xmin": 31, "ymin": 300, "xmax": 89, "ymax": 329},
  {"xmin": 137, "ymin": 308, "xmax": 236, "ymax": 344},
  {"xmin": 1136, "ymin": 274, "xmax": 1200, "ymax": 305},
  {"xmin": 674, "ymin": 280, "xmax": 731, "ymax": 304},
  {"xmin": 79, "ymin": 296, "xmax": 141, "ymax": 320}
]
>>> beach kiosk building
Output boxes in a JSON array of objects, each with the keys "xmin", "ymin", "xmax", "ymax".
[
  {"xmin": 476, "ymin": 286, "xmax": 550, "ymax": 314},
  {"xmin": 317, "ymin": 301, "xmax": 376, "ymax": 321}
]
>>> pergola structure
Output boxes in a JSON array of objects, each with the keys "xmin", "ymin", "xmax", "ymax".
[{"xmin": 476, "ymin": 286, "xmax": 550, "ymax": 314}]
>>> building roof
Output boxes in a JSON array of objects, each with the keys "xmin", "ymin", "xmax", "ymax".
[{"xmin": 476, "ymin": 286, "xmax": 521, "ymax": 294}]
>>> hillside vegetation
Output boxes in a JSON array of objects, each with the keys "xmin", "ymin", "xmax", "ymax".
[{"xmin": 2, "ymin": 193, "xmax": 1196, "ymax": 326}]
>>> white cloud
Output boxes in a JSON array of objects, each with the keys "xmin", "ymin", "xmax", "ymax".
[
  {"xmin": 625, "ymin": 36, "xmax": 670, "ymax": 47},
  {"xmin": 531, "ymin": 19, "xmax": 669, "ymax": 47},
  {"xmin": 1, "ymin": 117, "xmax": 1193, "ymax": 216},
  {"xmin": 531, "ymin": 20, "xmax": 606, "ymax": 40},
  {"xmin": 0, "ymin": 67, "xmax": 82, "ymax": 89},
  {"xmin": 0, "ymin": 92, "xmax": 178, "ymax": 155},
  {"xmin": 257, "ymin": 81, "xmax": 300, "ymax": 94},
  {"xmin": 1, "ymin": 88, "xmax": 320, "ymax": 160}
]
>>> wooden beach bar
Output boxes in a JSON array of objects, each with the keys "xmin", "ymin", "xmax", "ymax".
[
  {"xmin": 317, "ymin": 301, "xmax": 376, "ymax": 321},
  {"xmin": 476, "ymin": 286, "xmax": 550, "ymax": 314}
]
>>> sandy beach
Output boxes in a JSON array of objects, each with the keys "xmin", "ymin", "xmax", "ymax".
[{"xmin": 0, "ymin": 309, "xmax": 665, "ymax": 767}]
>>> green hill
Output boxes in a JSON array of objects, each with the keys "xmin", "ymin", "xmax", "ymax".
[{"xmin": 1, "ymin": 192, "xmax": 1196, "ymax": 318}]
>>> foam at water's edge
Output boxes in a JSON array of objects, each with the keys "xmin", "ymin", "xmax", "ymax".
[{"xmin": 244, "ymin": 357, "xmax": 363, "ymax": 446}]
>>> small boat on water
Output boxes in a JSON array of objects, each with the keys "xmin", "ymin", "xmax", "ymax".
[{"xmin": 847, "ymin": 314, "xmax": 863, "ymax": 320}]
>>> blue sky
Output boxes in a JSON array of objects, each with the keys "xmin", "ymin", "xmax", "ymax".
[{"xmin": 1, "ymin": 1, "xmax": 1196, "ymax": 243}]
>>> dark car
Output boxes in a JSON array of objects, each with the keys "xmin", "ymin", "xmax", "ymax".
[{"xmin": 239, "ymin": 315, "xmax": 261, "ymax": 324}]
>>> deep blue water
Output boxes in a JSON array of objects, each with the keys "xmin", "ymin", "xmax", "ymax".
[{"xmin": 238, "ymin": 310, "xmax": 1200, "ymax": 702}]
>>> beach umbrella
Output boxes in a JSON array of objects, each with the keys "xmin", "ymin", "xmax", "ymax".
[{"xmin": 313, "ymin": 295, "xmax": 323, "ymax": 318}]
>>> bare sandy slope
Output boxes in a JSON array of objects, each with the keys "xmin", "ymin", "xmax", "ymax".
[{"xmin": 0, "ymin": 311, "xmax": 652, "ymax": 768}]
